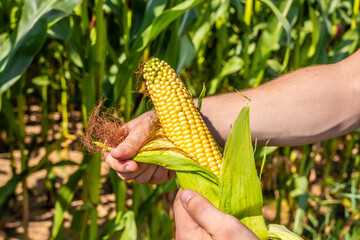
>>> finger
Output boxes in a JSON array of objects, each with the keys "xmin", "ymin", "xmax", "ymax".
[
  {"xmin": 133, "ymin": 164, "xmax": 158, "ymax": 184},
  {"xmin": 180, "ymin": 189, "xmax": 223, "ymax": 236},
  {"xmin": 110, "ymin": 112, "xmax": 155, "ymax": 161},
  {"xmin": 180, "ymin": 190, "xmax": 256, "ymax": 239},
  {"xmin": 110, "ymin": 135, "xmax": 141, "ymax": 161},
  {"xmin": 105, "ymin": 152, "xmax": 139, "ymax": 173},
  {"xmin": 148, "ymin": 168, "xmax": 175, "ymax": 184},
  {"xmin": 174, "ymin": 189, "xmax": 202, "ymax": 240},
  {"xmin": 116, "ymin": 162, "xmax": 149, "ymax": 180}
]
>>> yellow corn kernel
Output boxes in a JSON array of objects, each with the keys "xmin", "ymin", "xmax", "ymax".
[{"xmin": 142, "ymin": 58, "xmax": 223, "ymax": 177}]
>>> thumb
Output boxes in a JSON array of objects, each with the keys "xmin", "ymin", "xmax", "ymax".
[
  {"xmin": 110, "ymin": 112, "xmax": 155, "ymax": 161},
  {"xmin": 180, "ymin": 189, "xmax": 230, "ymax": 236},
  {"xmin": 109, "ymin": 135, "xmax": 141, "ymax": 172},
  {"xmin": 180, "ymin": 190, "xmax": 259, "ymax": 239},
  {"xmin": 110, "ymin": 135, "xmax": 139, "ymax": 161}
]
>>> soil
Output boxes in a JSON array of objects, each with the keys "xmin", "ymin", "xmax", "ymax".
[{"xmin": 0, "ymin": 147, "xmax": 118, "ymax": 240}]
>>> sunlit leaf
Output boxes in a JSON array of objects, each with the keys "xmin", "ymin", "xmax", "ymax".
[
  {"xmin": 0, "ymin": 0, "xmax": 82, "ymax": 93},
  {"xmin": 219, "ymin": 105, "xmax": 268, "ymax": 239},
  {"xmin": 131, "ymin": 0, "xmax": 203, "ymax": 53},
  {"xmin": 176, "ymin": 35, "xmax": 197, "ymax": 72}
]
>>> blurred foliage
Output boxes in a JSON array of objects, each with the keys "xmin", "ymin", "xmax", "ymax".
[{"xmin": 0, "ymin": 0, "xmax": 359, "ymax": 239}]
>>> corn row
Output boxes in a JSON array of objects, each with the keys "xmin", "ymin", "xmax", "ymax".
[{"xmin": 142, "ymin": 58, "xmax": 222, "ymax": 177}]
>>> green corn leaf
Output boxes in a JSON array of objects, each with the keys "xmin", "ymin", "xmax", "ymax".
[
  {"xmin": 0, "ymin": 0, "xmax": 82, "ymax": 94},
  {"xmin": 328, "ymin": 28, "xmax": 360, "ymax": 63},
  {"xmin": 100, "ymin": 211, "xmax": 137, "ymax": 240},
  {"xmin": 208, "ymin": 56, "xmax": 244, "ymax": 95},
  {"xmin": 89, "ymin": 207, "xmax": 98, "ymax": 240},
  {"xmin": 0, "ymin": 171, "xmax": 27, "ymax": 218},
  {"xmin": 110, "ymin": 170, "xmax": 127, "ymax": 212},
  {"xmin": 135, "ymin": 179, "xmax": 177, "ymax": 228},
  {"xmin": 219, "ymin": 105, "xmax": 268, "ymax": 239},
  {"xmin": 150, "ymin": 207, "xmax": 172, "ymax": 240},
  {"xmin": 51, "ymin": 162, "xmax": 87, "ymax": 239},
  {"xmin": 47, "ymin": 17, "xmax": 72, "ymax": 42},
  {"xmin": 249, "ymin": 0, "xmax": 296, "ymax": 86},
  {"xmin": 100, "ymin": 211, "xmax": 125, "ymax": 240},
  {"xmin": 130, "ymin": 0, "xmax": 203, "ymax": 53},
  {"xmin": 258, "ymin": 0, "xmax": 292, "ymax": 46},
  {"xmin": 132, "ymin": 0, "xmax": 168, "ymax": 43},
  {"xmin": 120, "ymin": 211, "xmax": 137, "ymax": 240},
  {"xmin": 86, "ymin": 154, "xmax": 102, "ymax": 205},
  {"xmin": 176, "ymin": 35, "xmax": 197, "ymax": 72}
]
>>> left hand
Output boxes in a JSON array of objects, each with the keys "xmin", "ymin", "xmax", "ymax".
[
  {"xmin": 103, "ymin": 111, "xmax": 175, "ymax": 184},
  {"xmin": 173, "ymin": 189, "xmax": 260, "ymax": 240}
]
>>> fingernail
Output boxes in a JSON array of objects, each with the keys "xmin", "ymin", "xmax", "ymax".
[{"xmin": 180, "ymin": 190, "xmax": 194, "ymax": 205}]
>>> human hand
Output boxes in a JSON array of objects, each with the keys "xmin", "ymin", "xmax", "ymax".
[
  {"xmin": 104, "ymin": 111, "xmax": 175, "ymax": 184},
  {"xmin": 173, "ymin": 189, "xmax": 259, "ymax": 240}
]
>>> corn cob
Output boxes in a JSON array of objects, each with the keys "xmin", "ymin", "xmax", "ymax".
[{"xmin": 142, "ymin": 58, "xmax": 223, "ymax": 177}]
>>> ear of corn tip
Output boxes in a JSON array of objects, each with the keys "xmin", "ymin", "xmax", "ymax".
[{"xmin": 143, "ymin": 58, "xmax": 223, "ymax": 177}]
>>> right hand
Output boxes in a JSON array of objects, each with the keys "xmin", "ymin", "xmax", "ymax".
[
  {"xmin": 104, "ymin": 111, "xmax": 175, "ymax": 184},
  {"xmin": 174, "ymin": 189, "xmax": 259, "ymax": 240}
]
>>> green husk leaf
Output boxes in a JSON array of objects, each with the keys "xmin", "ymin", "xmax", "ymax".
[
  {"xmin": 219, "ymin": 105, "xmax": 268, "ymax": 239},
  {"xmin": 267, "ymin": 224, "xmax": 303, "ymax": 240},
  {"xmin": 133, "ymin": 137, "xmax": 219, "ymax": 206}
]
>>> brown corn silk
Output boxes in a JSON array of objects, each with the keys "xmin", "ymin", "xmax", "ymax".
[
  {"xmin": 82, "ymin": 101, "xmax": 179, "ymax": 154},
  {"xmin": 82, "ymin": 100, "xmax": 128, "ymax": 153}
]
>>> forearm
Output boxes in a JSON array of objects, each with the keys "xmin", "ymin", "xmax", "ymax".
[{"xmin": 201, "ymin": 50, "xmax": 360, "ymax": 147}]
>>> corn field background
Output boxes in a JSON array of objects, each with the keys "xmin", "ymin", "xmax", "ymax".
[{"xmin": 0, "ymin": 0, "xmax": 359, "ymax": 239}]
